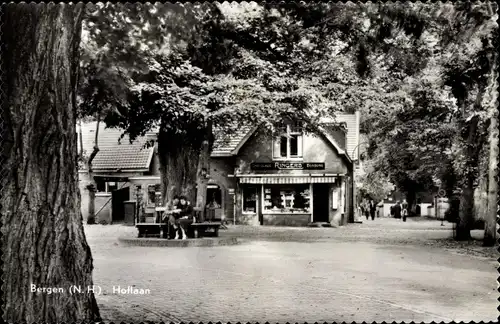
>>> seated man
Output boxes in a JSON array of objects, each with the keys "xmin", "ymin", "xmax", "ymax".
[
  {"xmin": 177, "ymin": 196, "xmax": 193, "ymax": 240},
  {"xmin": 165, "ymin": 196, "xmax": 182, "ymax": 239}
]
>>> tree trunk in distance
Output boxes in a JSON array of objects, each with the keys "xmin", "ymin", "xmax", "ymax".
[
  {"xmin": 456, "ymin": 108, "xmax": 482, "ymax": 240},
  {"xmin": 86, "ymin": 114, "xmax": 101, "ymax": 224},
  {"xmin": 483, "ymin": 81, "xmax": 498, "ymax": 246},
  {"xmin": 2, "ymin": 3, "xmax": 101, "ymax": 322},
  {"xmin": 456, "ymin": 176, "xmax": 474, "ymax": 240},
  {"xmin": 406, "ymin": 189, "xmax": 416, "ymax": 216},
  {"xmin": 195, "ymin": 121, "xmax": 213, "ymax": 221}
]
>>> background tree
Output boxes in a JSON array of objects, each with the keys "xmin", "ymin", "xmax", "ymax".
[
  {"xmin": 79, "ymin": 2, "xmax": 497, "ymax": 240},
  {"xmin": 2, "ymin": 3, "xmax": 100, "ymax": 322},
  {"xmin": 82, "ymin": 3, "xmax": 343, "ymax": 211}
]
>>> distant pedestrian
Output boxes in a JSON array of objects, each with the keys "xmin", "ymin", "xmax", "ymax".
[
  {"xmin": 393, "ymin": 201, "xmax": 402, "ymax": 219},
  {"xmin": 402, "ymin": 199, "xmax": 408, "ymax": 222},
  {"xmin": 364, "ymin": 201, "xmax": 370, "ymax": 220},
  {"xmin": 369, "ymin": 199, "xmax": 376, "ymax": 220},
  {"xmin": 360, "ymin": 203, "xmax": 366, "ymax": 220}
]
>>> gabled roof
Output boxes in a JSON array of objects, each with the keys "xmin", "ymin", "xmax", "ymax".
[
  {"xmin": 78, "ymin": 122, "xmax": 154, "ymax": 172},
  {"xmin": 217, "ymin": 113, "xmax": 359, "ymax": 161},
  {"xmin": 78, "ymin": 112, "xmax": 359, "ymax": 169},
  {"xmin": 211, "ymin": 125, "xmax": 257, "ymax": 157}
]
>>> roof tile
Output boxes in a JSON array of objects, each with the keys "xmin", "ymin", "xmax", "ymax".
[{"xmin": 78, "ymin": 122, "xmax": 153, "ymax": 171}]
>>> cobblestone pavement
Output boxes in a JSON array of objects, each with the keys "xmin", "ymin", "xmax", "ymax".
[{"xmin": 85, "ymin": 217, "xmax": 498, "ymax": 323}]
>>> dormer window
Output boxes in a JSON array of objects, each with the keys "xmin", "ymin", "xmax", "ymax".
[{"xmin": 273, "ymin": 124, "xmax": 303, "ymax": 160}]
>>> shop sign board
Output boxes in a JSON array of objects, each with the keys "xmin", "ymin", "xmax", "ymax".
[
  {"xmin": 251, "ymin": 162, "xmax": 325, "ymax": 170},
  {"xmin": 94, "ymin": 176, "xmax": 129, "ymax": 182}
]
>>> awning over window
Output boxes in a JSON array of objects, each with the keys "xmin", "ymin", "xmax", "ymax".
[{"xmin": 239, "ymin": 176, "xmax": 338, "ymax": 184}]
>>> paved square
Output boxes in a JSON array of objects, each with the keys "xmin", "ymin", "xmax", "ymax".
[{"xmin": 85, "ymin": 218, "xmax": 498, "ymax": 322}]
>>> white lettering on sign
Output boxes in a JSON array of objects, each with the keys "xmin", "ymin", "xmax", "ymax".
[{"xmin": 274, "ymin": 162, "xmax": 304, "ymax": 170}]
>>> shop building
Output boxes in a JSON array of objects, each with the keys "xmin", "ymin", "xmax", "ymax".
[{"xmin": 78, "ymin": 112, "xmax": 359, "ymax": 226}]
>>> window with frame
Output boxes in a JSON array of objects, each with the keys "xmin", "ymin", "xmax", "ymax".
[
  {"xmin": 95, "ymin": 179, "xmax": 106, "ymax": 192},
  {"xmin": 95, "ymin": 179, "xmax": 117, "ymax": 193},
  {"xmin": 263, "ymin": 185, "xmax": 310, "ymax": 213},
  {"xmin": 272, "ymin": 124, "xmax": 303, "ymax": 160},
  {"xmin": 146, "ymin": 184, "xmax": 159, "ymax": 206},
  {"xmin": 242, "ymin": 186, "xmax": 258, "ymax": 213},
  {"xmin": 107, "ymin": 182, "xmax": 118, "ymax": 192}
]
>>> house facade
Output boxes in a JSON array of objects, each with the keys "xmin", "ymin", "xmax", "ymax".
[{"xmin": 78, "ymin": 112, "xmax": 359, "ymax": 226}]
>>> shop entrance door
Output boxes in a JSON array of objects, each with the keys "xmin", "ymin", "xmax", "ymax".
[
  {"xmin": 206, "ymin": 184, "xmax": 223, "ymax": 221},
  {"xmin": 313, "ymin": 184, "xmax": 329, "ymax": 223},
  {"xmin": 112, "ymin": 186, "xmax": 130, "ymax": 223}
]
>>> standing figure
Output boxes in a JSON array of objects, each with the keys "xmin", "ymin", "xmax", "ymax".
[
  {"xmin": 369, "ymin": 199, "xmax": 376, "ymax": 220},
  {"xmin": 364, "ymin": 201, "xmax": 370, "ymax": 220},
  {"xmin": 393, "ymin": 201, "xmax": 402, "ymax": 219},
  {"xmin": 402, "ymin": 199, "xmax": 408, "ymax": 222}
]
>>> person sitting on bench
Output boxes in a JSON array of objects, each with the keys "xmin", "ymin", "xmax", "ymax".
[
  {"xmin": 165, "ymin": 196, "xmax": 182, "ymax": 239},
  {"xmin": 177, "ymin": 196, "xmax": 193, "ymax": 240}
]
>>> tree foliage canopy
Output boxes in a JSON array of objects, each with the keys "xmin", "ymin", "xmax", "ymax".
[{"xmin": 78, "ymin": 2, "xmax": 497, "ymax": 217}]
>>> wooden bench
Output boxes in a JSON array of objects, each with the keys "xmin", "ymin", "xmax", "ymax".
[
  {"xmin": 136, "ymin": 223, "xmax": 168, "ymax": 238},
  {"xmin": 190, "ymin": 222, "xmax": 222, "ymax": 238},
  {"xmin": 136, "ymin": 222, "xmax": 221, "ymax": 239},
  {"xmin": 136, "ymin": 206, "xmax": 222, "ymax": 239}
]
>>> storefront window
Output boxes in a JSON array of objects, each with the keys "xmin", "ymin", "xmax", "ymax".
[
  {"xmin": 263, "ymin": 184, "xmax": 310, "ymax": 213},
  {"xmin": 242, "ymin": 186, "xmax": 258, "ymax": 213}
]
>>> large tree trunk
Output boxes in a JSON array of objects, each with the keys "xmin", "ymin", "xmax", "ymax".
[
  {"xmin": 2, "ymin": 3, "xmax": 101, "ymax": 322},
  {"xmin": 158, "ymin": 129, "xmax": 200, "ymax": 205}
]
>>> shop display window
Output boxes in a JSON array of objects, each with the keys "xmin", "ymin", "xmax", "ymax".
[
  {"xmin": 263, "ymin": 184, "xmax": 310, "ymax": 213},
  {"xmin": 243, "ymin": 186, "xmax": 258, "ymax": 213}
]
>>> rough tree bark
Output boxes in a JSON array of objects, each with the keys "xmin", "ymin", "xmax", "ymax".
[
  {"xmin": 158, "ymin": 129, "xmax": 200, "ymax": 205},
  {"xmin": 2, "ymin": 3, "xmax": 101, "ymax": 322}
]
